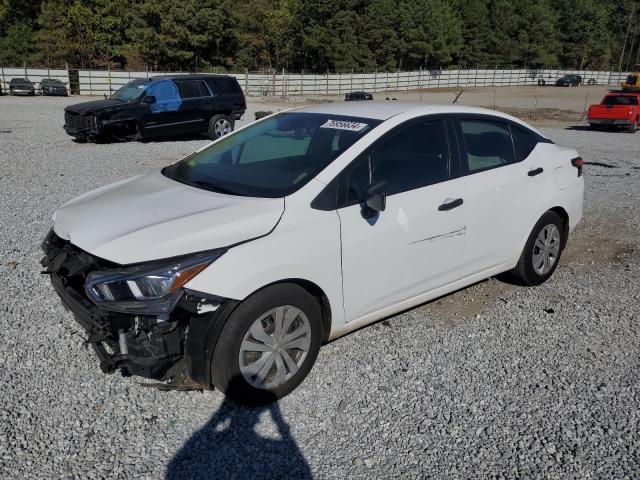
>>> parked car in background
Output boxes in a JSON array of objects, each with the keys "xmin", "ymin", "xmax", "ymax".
[
  {"xmin": 345, "ymin": 91, "xmax": 373, "ymax": 101},
  {"xmin": 622, "ymin": 72, "xmax": 640, "ymax": 92},
  {"xmin": 555, "ymin": 74, "xmax": 582, "ymax": 87},
  {"xmin": 42, "ymin": 102, "xmax": 584, "ymax": 404},
  {"xmin": 9, "ymin": 78, "xmax": 36, "ymax": 96},
  {"xmin": 63, "ymin": 74, "xmax": 246, "ymax": 142},
  {"xmin": 588, "ymin": 92, "xmax": 640, "ymax": 132},
  {"xmin": 41, "ymin": 78, "xmax": 68, "ymax": 96}
]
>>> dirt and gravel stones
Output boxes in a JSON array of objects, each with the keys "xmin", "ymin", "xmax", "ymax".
[{"xmin": 1, "ymin": 95, "xmax": 639, "ymax": 479}]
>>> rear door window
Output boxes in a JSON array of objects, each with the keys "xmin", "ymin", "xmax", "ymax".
[
  {"xmin": 458, "ymin": 119, "xmax": 515, "ymax": 173},
  {"xmin": 175, "ymin": 79, "xmax": 210, "ymax": 99}
]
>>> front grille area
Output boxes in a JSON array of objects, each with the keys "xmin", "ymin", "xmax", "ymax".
[{"xmin": 64, "ymin": 111, "xmax": 90, "ymax": 133}]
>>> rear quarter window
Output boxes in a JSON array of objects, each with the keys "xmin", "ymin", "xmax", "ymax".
[
  {"xmin": 509, "ymin": 124, "xmax": 538, "ymax": 162},
  {"xmin": 213, "ymin": 77, "xmax": 242, "ymax": 94}
]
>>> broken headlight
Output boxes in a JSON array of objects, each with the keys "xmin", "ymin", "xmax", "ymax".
[{"xmin": 85, "ymin": 250, "xmax": 224, "ymax": 315}]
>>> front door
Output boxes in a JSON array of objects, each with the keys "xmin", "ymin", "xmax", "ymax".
[
  {"xmin": 140, "ymin": 80, "xmax": 182, "ymax": 137},
  {"xmin": 337, "ymin": 118, "xmax": 467, "ymax": 322}
]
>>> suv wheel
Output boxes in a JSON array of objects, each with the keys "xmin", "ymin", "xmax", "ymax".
[
  {"xmin": 629, "ymin": 118, "xmax": 638, "ymax": 133},
  {"xmin": 210, "ymin": 284, "xmax": 323, "ymax": 405},
  {"xmin": 506, "ymin": 211, "xmax": 566, "ymax": 286},
  {"xmin": 208, "ymin": 114, "xmax": 234, "ymax": 140}
]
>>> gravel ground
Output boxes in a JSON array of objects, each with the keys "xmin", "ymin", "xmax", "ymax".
[{"xmin": 1, "ymin": 95, "xmax": 639, "ymax": 479}]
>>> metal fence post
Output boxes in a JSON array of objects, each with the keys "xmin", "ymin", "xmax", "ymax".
[
  {"xmin": 272, "ymin": 68, "xmax": 276, "ymax": 97},
  {"xmin": 244, "ymin": 69, "xmax": 248, "ymax": 94},
  {"xmin": 374, "ymin": 69, "xmax": 377, "ymax": 93},
  {"xmin": 326, "ymin": 70, "xmax": 329, "ymax": 95}
]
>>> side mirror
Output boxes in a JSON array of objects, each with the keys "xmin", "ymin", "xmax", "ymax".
[
  {"xmin": 142, "ymin": 95, "xmax": 156, "ymax": 104},
  {"xmin": 361, "ymin": 180, "xmax": 387, "ymax": 219}
]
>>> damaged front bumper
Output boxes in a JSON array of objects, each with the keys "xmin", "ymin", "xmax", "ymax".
[{"xmin": 41, "ymin": 230, "xmax": 237, "ymax": 388}]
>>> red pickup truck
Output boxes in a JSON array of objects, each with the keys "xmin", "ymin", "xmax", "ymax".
[{"xmin": 588, "ymin": 92, "xmax": 640, "ymax": 132}]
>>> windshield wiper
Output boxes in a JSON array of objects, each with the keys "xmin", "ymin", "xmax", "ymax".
[{"xmin": 188, "ymin": 180, "xmax": 245, "ymax": 196}]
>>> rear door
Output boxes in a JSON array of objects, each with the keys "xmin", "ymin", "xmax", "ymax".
[
  {"xmin": 454, "ymin": 116, "xmax": 544, "ymax": 277},
  {"xmin": 173, "ymin": 79, "xmax": 212, "ymax": 133},
  {"xmin": 336, "ymin": 117, "xmax": 467, "ymax": 321}
]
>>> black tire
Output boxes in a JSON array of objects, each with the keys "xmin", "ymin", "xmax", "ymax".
[
  {"xmin": 207, "ymin": 114, "xmax": 234, "ymax": 140},
  {"xmin": 629, "ymin": 118, "xmax": 638, "ymax": 133},
  {"xmin": 505, "ymin": 211, "xmax": 566, "ymax": 286},
  {"xmin": 210, "ymin": 283, "xmax": 323, "ymax": 405}
]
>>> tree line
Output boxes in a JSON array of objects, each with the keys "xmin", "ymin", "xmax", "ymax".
[{"xmin": 0, "ymin": 0, "xmax": 638, "ymax": 73}]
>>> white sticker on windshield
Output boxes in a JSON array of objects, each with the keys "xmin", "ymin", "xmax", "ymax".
[{"xmin": 320, "ymin": 119, "xmax": 368, "ymax": 131}]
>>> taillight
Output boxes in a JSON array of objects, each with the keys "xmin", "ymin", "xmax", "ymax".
[{"xmin": 571, "ymin": 157, "xmax": 584, "ymax": 177}]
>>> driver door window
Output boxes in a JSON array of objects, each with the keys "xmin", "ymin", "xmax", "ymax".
[{"xmin": 343, "ymin": 119, "xmax": 450, "ymax": 205}]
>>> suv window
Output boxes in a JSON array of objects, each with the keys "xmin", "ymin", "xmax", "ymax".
[
  {"xmin": 213, "ymin": 77, "xmax": 242, "ymax": 94},
  {"xmin": 342, "ymin": 119, "xmax": 450, "ymax": 204},
  {"xmin": 459, "ymin": 119, "xmax": 515, "ymax": 173},
  {"xmin": 509, "ymin": 124, "xmax": 538, "ymax": 162},
  {"xmin": 175, "ymin": 79, "xmax": 210, "ymax": 99}
]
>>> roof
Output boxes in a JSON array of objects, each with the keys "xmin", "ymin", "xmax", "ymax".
[
  {"xmin": 292, "ymin": 101, "xmax": 521, "ymax": 121},
  {"xmin": 148, "ymin": 73, "xmax": 233, "ymax": 82},
  {"xmin": 291, "ymin": 101, "xmax": 546, "ymax": 137}
]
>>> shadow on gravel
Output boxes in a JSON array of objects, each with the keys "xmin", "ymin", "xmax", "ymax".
[{"xmin": 166, "ymin": 380, "xmax": 311, "ymax": 480}]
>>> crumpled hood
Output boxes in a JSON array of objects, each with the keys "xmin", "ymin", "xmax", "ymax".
[
  {"xmin": 65, "ymin": 99, "xmax": 127, "ymax": 114},
  {"xmin": 53, "ymin": 171, "xmax": 284, "ymax": 264}
]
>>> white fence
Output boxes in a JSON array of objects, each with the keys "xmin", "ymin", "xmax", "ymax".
[
  {"xmin": 0, "ymin": 67, "xmax": 70, "ymax": 93},
  {"xmin": 0, "ymin": 67, "xmax": 631, "ymax": 97}
]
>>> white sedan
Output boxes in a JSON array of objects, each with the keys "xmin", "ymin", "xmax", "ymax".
[{"xmin": 42, "ymin": 102, "xmax": 584, "ymax": 404}]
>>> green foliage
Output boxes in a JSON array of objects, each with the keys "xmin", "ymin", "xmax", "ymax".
[{"xmin": 0, "ymin": 0, "xmax": 636, "ymax": 72}]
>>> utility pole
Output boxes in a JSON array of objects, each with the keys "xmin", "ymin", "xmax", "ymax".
[{"xmin": 618, "ymin": 3, "xmax": 636, "ymax": 72}]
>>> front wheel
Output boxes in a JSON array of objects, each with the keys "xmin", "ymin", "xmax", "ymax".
[
  {"xmin": 629, "ymin": 119, "xmax": 638, "ymax": 133},
  {"xmin": 505, "ymin": 211, "xmax": 566, "ymax": 286},
  {"xmin": 207, "ymin": 114, "xmax": 234, "ymax": 140},
  {"xmin": 210, "ymin": 284, "xmax": 323, "ymax": 405}
]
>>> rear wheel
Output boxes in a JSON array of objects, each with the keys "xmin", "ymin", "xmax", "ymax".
[
  {"xmin": 207, "ymin": 114, "xmax": 234, "ymax": 140},
  {"xmin": 210, "ymin": 284, "xmax": 323, "ymax": 405},
  {"xmin": 506, "ymin": 211, "xmax": 566, "ymax": 286}
]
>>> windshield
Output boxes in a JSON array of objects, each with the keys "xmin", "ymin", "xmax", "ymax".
[
  {"xmin": 626, "ymin": 75, "xmax": 638, "ymax": 85},
  {"xmin": 43, "ymin": 79, "xmax": 63, "ymax": 86},
  {"xmin": 163, "ymin": 112, "xmax": 381, "ymax": 198},
  {"xmin": 603, "ymin": 95, "xmax": 638, "ymax": 106},
  {"xmin": 11, "ymin": 79, "xmax": 31, "ymax": 86},
  {"xmin": 111, "ymin": 80, "xmax": 148, "ymax": 102}
]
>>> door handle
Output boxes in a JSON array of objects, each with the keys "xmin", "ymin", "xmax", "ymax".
[
  {"xmin": 528, "ymin": 167, "xmax": 544, "ymax": 176},
  {"xmin": 438, "ymin": 198, "xmax": 464, "ymax": 211}
]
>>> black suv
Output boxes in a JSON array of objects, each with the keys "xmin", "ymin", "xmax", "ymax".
[
  {"xmin": 64, "ymin": 74, "xmax": 246, "ymax": 142},
  {"xmin": 9, "ymin": 78, "xmax": 36, "ymax": 96},
  {"xmin": 555, "ymin": 74, "xmax": 582, "ymax": 87}
]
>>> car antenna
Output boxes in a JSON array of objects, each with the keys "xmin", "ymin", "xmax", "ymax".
[{"xmin": 452, "ymin": 89, "xmax": 464, "ymax": 104}]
